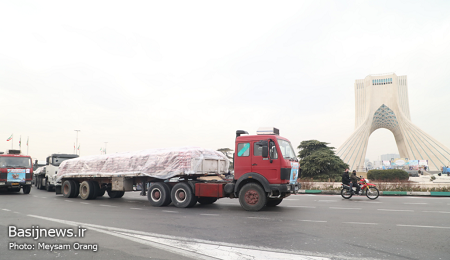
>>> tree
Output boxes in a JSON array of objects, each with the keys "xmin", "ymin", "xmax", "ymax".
[
  {"xmin": 297, "ymin": 140, "xmax": 348, "ymax": 181},
  {"xmin": 217, "ymin": 148, "xmax": 233, "ymax": 170}
]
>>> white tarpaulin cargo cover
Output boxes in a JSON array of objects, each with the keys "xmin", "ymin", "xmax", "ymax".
[{"xmin": 56, "ymin": 147, "xmax": 229, "ymax": 181}]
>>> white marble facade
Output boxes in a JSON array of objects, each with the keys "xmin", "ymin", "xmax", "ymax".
[{"xmin": 336, "ymin": 73, "xmax": 450, "ymax": 171}]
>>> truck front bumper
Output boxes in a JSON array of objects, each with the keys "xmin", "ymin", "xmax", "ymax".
[
  {"xmin": 269, "ymin": 183, "xmax": 300, "ymax": 194},
  {"xmin": 0, "ymin": 181, "xmax": 32, "ymax": 188}
]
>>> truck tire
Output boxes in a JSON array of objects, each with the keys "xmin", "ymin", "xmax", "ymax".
[
  {"xmin": 266, "ymin": 198, "xmax": 283, "ymax": 207},
  {"xmin": 171, "ymin": 182, "xmax": 197, "ymax": 208},
  {"xmin": 22, "ymin": 185, "xmax": 31, "ymax": 194},
  {"xmin": 107, "ymin": 190, "xmax": 125, "ymax": 199},
  {"xmin": 197, "ymin": 197, "xmax": 217, "ymax": 205},
  {"xmin": 238, "ymin": 183, "xmax": 267, "ymax": 211},
  {"xmin": 79, "ymin": 181, "xmax": 97, "ymax": 200},
  {"xmin": 62, "ymin": 180, "xmax": 78, "ymax": 198},
  {"xmin": 148, "ymin": 182, "xmax": 172, "ymax": 207},
  {"xmin": 45, "ymin": 178, "xmax": 53, "ymax": 192},
  {"xmin": 97, "ymin": 187, "xmax": 106, "ymax": 197}
]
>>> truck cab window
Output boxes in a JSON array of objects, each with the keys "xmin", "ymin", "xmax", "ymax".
[{"xmin": 237, "ymin": 143, "xmax": 250, "ymax": 157}]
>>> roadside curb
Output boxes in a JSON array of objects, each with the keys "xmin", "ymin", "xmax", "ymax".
[{"xmin": 298, "ymin": 190, "xmax": 450, "ymax": 197}]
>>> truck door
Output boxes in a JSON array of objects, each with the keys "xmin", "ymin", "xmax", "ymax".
[
  {"xmin": 234, "ymin": 142, "xmax": 252, "ymax": 180},
  {"xmin": 251, "ymin": 139, "xmax": 280, "ymax": 184}
]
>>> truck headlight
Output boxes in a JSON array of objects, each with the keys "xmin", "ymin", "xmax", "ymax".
[
  {"xmin": 0, "ymin": 182, "xmax": 5, "ymax": 185},
  {"xmin": 26, "ymin": 181, "xmax": 31, "ymax": 184}
]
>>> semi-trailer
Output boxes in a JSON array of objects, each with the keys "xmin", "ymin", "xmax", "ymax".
[{"xmin": 55, "ymin": 128, "xmax": 300, "ymax": 211}]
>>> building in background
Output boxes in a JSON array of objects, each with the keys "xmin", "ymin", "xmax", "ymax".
[{"xmin": 337, "ymin": 73, "xmax": 450, "ymax": 171}]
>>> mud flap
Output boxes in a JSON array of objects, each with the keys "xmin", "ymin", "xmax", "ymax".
[{"xmin": 55, "ymin": 185, "xmax": 62, "ymax": 194}]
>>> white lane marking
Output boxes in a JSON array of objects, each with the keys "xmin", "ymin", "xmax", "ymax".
[
  {"xmin": 33, "ymin": 195, "xmax": 38, "ymax": 197},
  {"xmin": 247, "ymin": 217, "xmax": 271, "ymax": 220},
  {"xmin": 100, "ymin": 204, "xmax": 117, "ymax": 207},
  {"xmin": 285, "ymin": 206, "xmax": 316, "ymax": 208},
  {"xmin": 329, "ymin": 207, "xmax": 361, "ymax": 210},
  {"xmin": 354, "ymin": 201, "xmax": 382, "ymax": 204},
  {"xmin": 283, "ymin": 199, "xmax": 299, "ymax": 201},
  {"xmin": 200, "ymin": 214, "xmax": 220, "ymax": 216},
  {"xmin": 397, "ymin": 224, "xmax": 450, "ymax": 229},
  {"xmin": 162, "ymin": 210, "xmax": 178, "ymax": 213},
  {"xmin": 404, "ymin": 203, "xmax": 427, "ymax": 205},
  {"xmin": 130, "ymin": 208, "xmax": 143, "ymax": 210},
  {"xmin": 27, "ymin": 214, "xmax": 330, "ymax": 260},
  {"xmin": 318, "ymin": 200, "xmax": 336, "ymax": 202},
  {"xmin": 80, "ymin": 202, "xmax": 90, "ymax": 204},
  {"xmin": 64, "ymin": 200, "xmax": 73, "ymax": 203},
  {"xmin": 422, "ymin": 211, "xmax": 450, "ymax": 214},
  {"xmin": 378, "ymin": 209, "xmax": 414, "ymax": 212},
  {"xmin": 2, "ymin": 209, "xmax": 11, "ymax": 211},
  {"xmin": 343, "ymin": 222, "xmax": 378, "ymax": 225},
  {"xmin": 298, "ymin": 220, "xmax": 327, "ymax": 223}
]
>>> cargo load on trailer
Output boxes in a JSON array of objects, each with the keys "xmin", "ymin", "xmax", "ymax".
[{"xmin": 56, "ymin": 147, "xmax": 229, "ymax": 181}]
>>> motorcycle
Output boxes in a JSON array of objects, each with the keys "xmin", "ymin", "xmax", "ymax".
[{"xmin": 341, "ymin": 177, "xmax": 379, "ymax": 200}]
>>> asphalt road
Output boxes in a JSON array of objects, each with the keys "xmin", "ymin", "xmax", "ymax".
[{"xmin": 1, "ymin": 187, "xmax": 449, "ymax": 260}]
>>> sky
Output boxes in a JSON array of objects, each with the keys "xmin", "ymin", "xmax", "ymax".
[{"xmin": 1, "ymin": 1, "xmax": 449, "ymax": 163}]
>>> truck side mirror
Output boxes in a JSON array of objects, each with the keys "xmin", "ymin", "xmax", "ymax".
[{"xmin": 262, "ymin": 144, "xmax": 268, "ymax": 158}]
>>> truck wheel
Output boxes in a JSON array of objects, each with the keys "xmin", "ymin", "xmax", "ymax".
[
  {"xmin": 45, "ymin": 178, "xmax": 53, "ymax": 192},
  {"xmin": 62, "ymin": 180, "xmax": 78, "ymax": 198},
  {"xmin": 148, "ymin": 182, "xmax": 172, "ymax": 207},
  {"xmin": 197, "ymin": 197, "xmax": 217, "ymax": 205},
  {"xmin": 97, "ymin": 187, "xmax": 106, "ymax": 197},
  {"xmin": 238, "ymin": 183, "xmax": 267, "ymax": 211},
  {"xmin": 171, "ymin": 182, "xmax": 197, "ymax": 208},
  {"xmin": 107, "ymin": 190, "xmax": 125, "ymax": 199},
  {"xmin": 266, "ymin": 198, "xmax": 283, "ymax": 207},
  {"xmin": 79, "ymin": 181, "xmax": 97, "ymax": 200},
  {"xmin": 23, "ymin": 185, "xmax": 31, "ymax": 194}
]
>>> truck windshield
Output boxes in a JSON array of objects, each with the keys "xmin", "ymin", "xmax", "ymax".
[
  {"xmin": 52, "ymin": 157, "xmax": 75, "ymax": 166},
  {"xmin": 0, "ymin": 157, "xmax": 32, "ymax": 168},
  {"xmin": 277, "ymin": 139, "xmax": 297, "ymax": 160}
]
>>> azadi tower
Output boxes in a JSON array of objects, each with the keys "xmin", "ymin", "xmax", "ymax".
[{"xmin": 336, "ymin": 73, "xmax": 450, "ymax": 171}]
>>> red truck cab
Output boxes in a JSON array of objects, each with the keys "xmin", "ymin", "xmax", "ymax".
[
  {"xmin": 230, "ymin": 128, "xmax": 300, "ymax": 210},
  {"xmin": 0, "ymin": 150, "xmax": 33, "ymax": 194}
]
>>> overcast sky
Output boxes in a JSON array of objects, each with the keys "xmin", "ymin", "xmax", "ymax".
[{"xmin": 1, "ymin": 0, "xmax": 449, "ymax": 162}]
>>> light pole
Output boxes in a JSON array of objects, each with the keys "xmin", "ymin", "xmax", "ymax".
[{"xmin": 75, "ymin": 130, "xmax": 80, "ymax": 155}]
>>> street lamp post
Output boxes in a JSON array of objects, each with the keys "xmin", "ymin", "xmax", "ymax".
[{"xmin": 75, "ymin": 130, "xmax": 80, "ymax": 155}]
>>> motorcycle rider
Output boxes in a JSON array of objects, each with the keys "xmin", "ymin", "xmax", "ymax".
[
  {"xmin": 350, "ymin": 170, "xmax": 361, "ymax": 194},
  {"xmin": 342, "ymin": 169, "xmax": 352, "ymax": 192}
]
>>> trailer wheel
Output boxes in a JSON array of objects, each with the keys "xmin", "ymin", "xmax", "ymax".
[
  {"xmin": 97, "ymin": 187, "xmax": 106, "ymax": 197},
  {"xmin": 171, "ymin": 182, "xmax": 197, "ymax": 208},
  {"xmin": 238, "ymin": 183, "xmax": 267, "ymax": 211},
  {"xmin": 148, "ymin": 182, "xmax": 172, "ymax": 207},
  {"xmin": 266, "ymin": 198, "xmax": 283, "ymax": 207},
  {"xmin": 107, "ymin": 190, "xmax": 125, "ymax": 199},
  {"xmin": 45, "ymin": 178, "xmax": 53, "ymax": 192},
  {"xmin": 197, "ymin": 197, "xmax": 217, "ymax": 205},
  {"xmin": 79, "ymin": 181, "xmax": 97, "ymax": 200},
  {"xmin": 22, "ymin": 185, "xmax": 31, "ymax": 194},
  {"xmin": 62, "ymin": 180, "xmax": 78, "ymax": 198}
]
